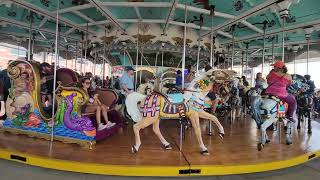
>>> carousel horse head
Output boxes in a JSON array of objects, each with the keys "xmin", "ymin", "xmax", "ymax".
[
  {"xmin": 288, "ymin": 76, "xmax": 310, "ymax": 95},
  {"xmin": 182, "ymin": 70, "xmax": 215, "ymax": 102},
  {"xmin": 137, "ymin": 83, "xmax": 154, "ymax": 95},
  {"xmin": 231, "ymin": 78, "xmax": 240, "ymax": 88}
]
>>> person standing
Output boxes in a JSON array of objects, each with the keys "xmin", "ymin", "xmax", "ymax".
[
  {"xmin": 120, "ymin": 66, "xmax": 135, "ymax": 96},
  {"xmin": 119, "ymin": 67, "xmax": 135, "ymax": 124}
]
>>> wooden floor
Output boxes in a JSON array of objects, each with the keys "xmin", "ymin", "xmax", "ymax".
[{"xmin": 1, "ymin": 115, "xmax": 320, "ymax": 167}]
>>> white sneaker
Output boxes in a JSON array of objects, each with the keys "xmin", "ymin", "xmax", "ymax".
[
  {"xmin": 106, "ymin": 121, "xmax": 116, "ymax": 129},
  {"xmin": 98, "ymin": 124, "xmax": 108, "ymax": 131}
]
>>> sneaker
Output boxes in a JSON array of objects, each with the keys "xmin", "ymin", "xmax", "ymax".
[
  {"xmin": 106, "ymin": 121, "xmax": 116, "ymax": 129},
  {"xmin": 98, "ymin": 124, "xmax": 108, "ymax": 131}
]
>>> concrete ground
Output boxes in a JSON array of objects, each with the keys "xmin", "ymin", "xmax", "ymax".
[{"xmin": 0, "ymin": 158, "xmax": 319, "ymax": 180}]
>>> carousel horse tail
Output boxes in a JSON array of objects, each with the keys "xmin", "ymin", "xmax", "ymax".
[{"xmin": 125, "ymin": 92, "xmax": 147, "ymax": 122}]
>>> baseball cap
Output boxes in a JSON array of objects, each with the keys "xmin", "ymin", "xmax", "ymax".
[
  {"xmin": 271, "ymin": 61, "xmax": 285, "ymax": 69},
  {"xmin": 125, "ymin": 66, "xmax": 135, "ymax": 71}
]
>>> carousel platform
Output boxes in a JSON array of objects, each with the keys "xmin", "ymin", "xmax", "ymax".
[{"xmin": 0, "ymin": 116, "xmax": 319, "ymax": 177}]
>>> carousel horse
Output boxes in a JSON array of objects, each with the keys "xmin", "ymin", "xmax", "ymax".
[
  {"xmin": 247, "ymin": 81, "xmax": 268, "ymax": 126},
  {"xmin": 226, "ymin": 78, "xmax": 241, "ymax": 120},
  {"xmin": 256, "ymin": 78, "xmax": 310, "ymax": 151},
  {"xmin": 291, "ymin": 75, "xmax": 312, "ymax": 133},
  {"xmin": 63, "ymin": 93, "xmax": 96, "ymax": 136},
  {"xmin": 126, "ymin": 70, "xmax": 225, "ymax": 155},
  {"xmin": 205, "ymin": 79, "xmax": 231, "ymax": 117}
]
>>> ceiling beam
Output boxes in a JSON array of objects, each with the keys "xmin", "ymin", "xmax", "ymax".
[
  {"xmin": 72, "ymin": 10, "xmax": 105, "ymax": 30},
  {"xmin": 220, "ymin": 19, "xmax": 320, "ymax": 45},
  {"xmin": 163, "ymin": 0, "xmax": 177, "ymax": 34},
  {"xmin": 100, "ymin": 1, "xmax": 172, "ymax": 8},
  {"xmin": 65, "ymin": 27, "xmax": 76, "ymax": 35},
  {"xmin": 240, "ymin": 20, "xmax": 264, "ymax": 34},
  {"xmin": 134, "ymin": 7, "xmax": 142, "ymax": 21},
  {"xmin": 79, "ymin": 18, "xmax": 234, "ymax": 39},
  {"xmin": 170, "ymin": 21, "xmax": 234, "ymax": 39},
  {"xmin": 175, "ymin": 3, "xmax": 263, "ymax": 34},
  {"xmin": 88, "ymin": 0, "xmax": 126, "ymax": 32},
  {"xmin": 58, "ymin": 4, "xmax": 94, "ymax": 14},
  {"xmin": 10, "ymin": 0, "xmax": 95, "ymax": 34},
  {"xmin": 0, "ymin": 17, "xmax": 80, "ymax": 41},
  {"xmin": 236, "ymin": 39, "xmax": 320, "ymax": 51},
  {"xmin": 38, "ymin": 17, "xmax": 47, "ymax": 28},
  {"xmin": 58, "ymin": 2, "xmax": 172, "ymax": 14},
  {"xmin": 80, "ymin": 19, "xmax": 166, "ymax": 26},
  {"xmin": 0, "ymin": 30, "xmax": 71, "ymax": 47},
  {"xmin": 201, "ymin": 0, "xmax": 279, "ymax": 38}
]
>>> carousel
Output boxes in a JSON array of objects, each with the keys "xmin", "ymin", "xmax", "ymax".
[{"xmin": 0, "ymin": 0, "xmax": 320, "ymax": 177}]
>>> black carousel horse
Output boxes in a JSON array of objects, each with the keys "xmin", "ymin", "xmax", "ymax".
[{"xmin": 291, "ymin": 74, "xmax": 313, "ymax": 134}]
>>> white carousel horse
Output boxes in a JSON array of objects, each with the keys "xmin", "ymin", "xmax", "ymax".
[
  {"xmin": 254, "ymin": 79, "xmax": 309, "ymax": 151},
  {"xmin": 126, "ymin": 70, "xmax": 225, "ymax": 155}
]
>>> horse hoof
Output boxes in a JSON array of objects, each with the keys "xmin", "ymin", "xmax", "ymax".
[
  {"xmin": 266, "ymin": 140, "xmax": 271, "ymax": 144},
  {"xmin": 219, "ymin": 133, "xmax": 224, "ymax": 139},
  {"xmin": 286, "ymin": 141, "xmax": 292, "ymax": 145},
  {"xmin": 200, "ymin": 149, "xmax": 210, "ymax": 156},
  {"xmin": 297, "ymin": 126, "xmax": 301, "ymax": 130},
  {"xmin": 257, "ymin": 143, "xmax": 264, "ymax": 151},
  {"xmin": 284, "ymin": 126, "xmax": 287, "ymax": 131},
  {"xmin": 163, "ymin": 144, "xmax": 172, "ymax": 150},
  {"xmin": 131, "ymin": 145, "xmax": 138, "ymax": 154},
  {"xmin": 308, "ymin": 129, "xmax": 312, "ymax": 134}
]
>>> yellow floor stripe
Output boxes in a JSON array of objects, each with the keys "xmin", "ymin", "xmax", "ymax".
[{"xmin": 0, "ymin": 148, "xmax": 319, "ymax": 176}]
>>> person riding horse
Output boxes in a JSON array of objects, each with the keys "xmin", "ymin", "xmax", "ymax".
[{"xmin": 252, "ymin": 61, "xmax": 297, "ymax": 129}]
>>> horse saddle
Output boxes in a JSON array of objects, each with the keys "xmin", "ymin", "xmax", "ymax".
[
  {"xmin": 260, "ymin": 95, "xmax": 288, "ymax": 118},
  {"xmin": 162, "ymin": 102, "xmax": 189, "ymax": 115},
  {"xmin": 160, "ymin": 93, "xmax": 188, "ymax": 115},
  {"xmin": 167, "ymin": 93, "xmax": 184, "ymax": 104}
]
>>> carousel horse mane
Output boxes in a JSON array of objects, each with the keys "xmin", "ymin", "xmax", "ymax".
[
  {"xmin": 183, "ymin": 69, "xmax": 215, "ymax": 101},
  {"xmin": 231, "ymin": 78, "xmax": 239, "ymax": 87},
  {"xmin": 137, "ymin": 83, "xmax": 155, "ymax": 95},
  {"xmin": 289, "ymin": 74, "xmax": 310, "ymax": 94}
]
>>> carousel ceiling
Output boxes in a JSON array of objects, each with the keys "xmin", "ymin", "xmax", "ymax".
[{"xmin": 0, "ymin": 0, "xmax": 320, "ymax": 67}]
